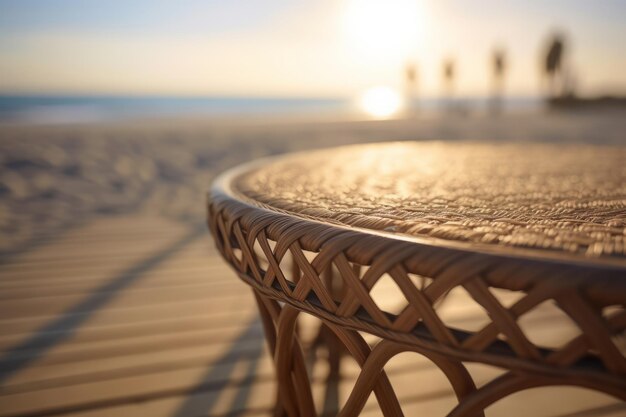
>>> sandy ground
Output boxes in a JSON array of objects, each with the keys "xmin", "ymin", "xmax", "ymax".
[{"xmin": 1, "ymin": 109, "xmax": 625, "ymax": 257}]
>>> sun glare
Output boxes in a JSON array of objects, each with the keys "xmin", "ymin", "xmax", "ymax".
[
  {"xmin": 360, "ymin": 86, "xmax": 401, "ymax": 118},
  {"xmin": 343, "ymin": 0, "xmax": 421, "ymax": 57}
]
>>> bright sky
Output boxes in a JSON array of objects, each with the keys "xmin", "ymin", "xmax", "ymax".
[{"xmin": 0, "ymin": 0, "xmax": 624, "ymax": 98}]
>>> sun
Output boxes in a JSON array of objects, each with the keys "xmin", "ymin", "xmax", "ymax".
[
  {"xmin": 360, "ymin": 86, "xmax": 402, "ymax": 118},
  {"xmin": 342, "ymin": 0, "xmax": 421, "ymax": 57}
]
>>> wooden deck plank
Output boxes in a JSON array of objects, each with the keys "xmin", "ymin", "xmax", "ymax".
[
  {"xmin": 0, "ymin": 300, "xmax": 257, "ymax": 339},
  {"xmin": 0, "ymin": 312, "xmax": 253, "ymax": 351},
  {"xmin": 1, "ymin": 214, "xmax": 623, "ymax": 417},
  {"xmin": 0, "ymin": 281, "xmax": 250, "ymax": 320},
  {"xmin": 0, "ymin": 263, "xmax": 226, "ymax": 289},
  {"xmin": 0, "ymin": 274, "xmax": 234, "ymax": 300},
  {"xmin": 0, "ymin": 241, "xmax": 221, "ymax": 270},
  {"xmin": 1, "ymin": 336, "xmax": 265, "ymax": 395},
  {"xmin": 0, "ymin": 246, "xmax": 221, "ymax": 279}
]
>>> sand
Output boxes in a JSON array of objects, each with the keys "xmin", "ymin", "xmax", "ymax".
[{"xmin": 1, "ymin": 110, "xmax": 625, "ymax": 257}]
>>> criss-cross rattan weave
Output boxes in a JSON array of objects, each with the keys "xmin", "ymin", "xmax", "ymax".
[{"xmin": 207, "ymin": 142, "xmax": 626, "ymax": 417}]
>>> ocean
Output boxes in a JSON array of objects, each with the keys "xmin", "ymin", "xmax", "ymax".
[{"xmin": 0, "ymin": 94, "xmax": 542, "ymax": 124}]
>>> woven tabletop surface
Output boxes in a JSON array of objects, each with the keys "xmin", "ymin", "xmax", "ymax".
[{"xmin": 231, "ymin": 142, "xmax": 626, "ymax": 263}]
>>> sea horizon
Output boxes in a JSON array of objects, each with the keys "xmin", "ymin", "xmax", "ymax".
[{"xmin": 0, "ymin": 93, "xmax": 544, "ymax": 124}]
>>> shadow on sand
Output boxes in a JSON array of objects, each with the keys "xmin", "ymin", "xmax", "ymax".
[
  {"xmin": 171, "ymin": 319, "xmax": 265, "ymax": 417},
  {"xmin": 0, "ymin": 222, "xmax": 272, "ymax": 415},
  {"xmin": 0, "ymin": 225, "xmax": 205, "ymax": 384}
]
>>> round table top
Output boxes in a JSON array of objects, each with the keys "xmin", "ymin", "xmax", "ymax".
[{"xmin": 223, "ymin": 142, "xmax": 625, "ymax": 267}]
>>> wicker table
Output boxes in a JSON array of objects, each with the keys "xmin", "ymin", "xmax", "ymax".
[{"xmin": 207, "ymin": 142, "xmax": 626, "ymax": 416}]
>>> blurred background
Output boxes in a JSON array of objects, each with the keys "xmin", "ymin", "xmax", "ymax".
[
  {"xmin": 1, "ymin": 0, "xmax": 626, "ymax": 121},
  {"xmin": 0, "ymin": 1, "xmax": 625, "ymax": 416},
  {"xmin": 1, "ymin": 0, "xmax": 625, "ymax": 254}
]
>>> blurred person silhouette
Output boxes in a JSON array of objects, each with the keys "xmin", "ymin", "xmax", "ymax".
[
  {"xmin": 490, "ymin": 48, "xmax": 507, "ymax": 114},
  {"xmin": 543, "ymin": 32, "xmax": 567, "ymax": 98},
  {"xmin": 442, "ymin": 58, "xmax": 456, "ymax": 112},
  {"xmin": 404, "ymin": 62, "xmax": 418, "ymax": 116}
]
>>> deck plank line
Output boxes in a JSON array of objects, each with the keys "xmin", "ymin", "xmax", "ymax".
[
  {"xmin": 0, "ymin": 227, "xmax": 206, "ymax": 386},
  {"xmin": 0, "ymin": 312, "xmax": 257, "ymax": 350}
]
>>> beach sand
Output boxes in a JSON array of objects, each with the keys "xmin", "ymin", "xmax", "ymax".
[{"xmin": 1, "ymin": 109, "xmax": 625, "ymax": 257}]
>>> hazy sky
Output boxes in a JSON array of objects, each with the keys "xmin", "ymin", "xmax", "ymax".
[{"xmin": 0, "ymin": 0, "xmax": 624, "ymax": 98}]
